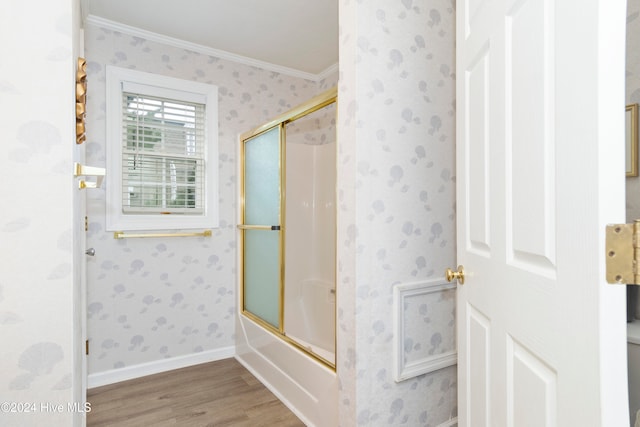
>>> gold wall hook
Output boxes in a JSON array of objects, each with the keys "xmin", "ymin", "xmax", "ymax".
[{"xmin": 445, "ymin": 265, "xmax": 465, "ymax": 285}]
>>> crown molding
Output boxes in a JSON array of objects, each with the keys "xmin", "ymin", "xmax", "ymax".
[
  {"xmin": 316, "ymin": 62, "xmax": 339, "ymax": 81},
  {"xmin": 85, "ymin": 15, "xmax": 335, "ymax": 82}
]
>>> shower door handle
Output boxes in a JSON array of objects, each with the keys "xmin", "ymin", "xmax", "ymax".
[{"xmin": 237, "ymin": 225, "xmax": 281, "ymax": 231}]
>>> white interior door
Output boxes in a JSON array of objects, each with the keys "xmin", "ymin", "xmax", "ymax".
[
  {"xmin": 456, "ymin": 0, "xmax": 629, "ymax": 425},
  {"xmin": 73, "ymin": 55, "xmax": 89, "ymax": 426}
]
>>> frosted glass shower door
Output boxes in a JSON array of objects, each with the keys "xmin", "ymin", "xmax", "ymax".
[{"xmin": 240, "ymin": 126, "xmax": 282, "ymax": 329}]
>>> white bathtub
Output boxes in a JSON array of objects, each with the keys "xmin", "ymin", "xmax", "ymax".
[{"xmin": 235, "ymin": 313, "xmax": 338, "ymax": 426}]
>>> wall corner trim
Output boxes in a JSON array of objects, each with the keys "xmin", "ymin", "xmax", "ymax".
[{"xmin": 87, "ymin": 346, "xmax": 235, "ymax": 388}]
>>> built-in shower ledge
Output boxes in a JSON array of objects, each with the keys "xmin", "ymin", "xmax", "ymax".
[{"xmin": 87, "ymin": 346, "xmax": 235, "ymax": 388}]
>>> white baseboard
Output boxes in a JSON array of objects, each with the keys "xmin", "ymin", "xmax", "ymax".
[{"xmin": 87, "ymin": 346, "xmax": 235, "ymax": 389}]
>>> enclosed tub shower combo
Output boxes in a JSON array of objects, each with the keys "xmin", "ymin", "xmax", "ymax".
[{"xmin": 236, "ymin": 88, "xmax": 337, "ymax": 426}]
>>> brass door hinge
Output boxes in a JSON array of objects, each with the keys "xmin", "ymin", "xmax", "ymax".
[
  {"xmin": 85, "ymin": 339, "xmax": 89, "ymax": 355},
  {"xmin": 84, "ymin": 216, "xmax": 88, "ymax": 232},
  {"xmin": 606, "ymin": 220, "xmax": 640, "ymax": 285}
]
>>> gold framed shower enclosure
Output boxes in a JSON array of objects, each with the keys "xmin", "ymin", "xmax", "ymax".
[{"xmin": 237, "ymin": 87, "xmax": 337, "ymax": 369}]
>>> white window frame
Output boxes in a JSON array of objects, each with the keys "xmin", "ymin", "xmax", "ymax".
[{"xmin": 106, "ymin": 66, "xmax": 219, "ymax": 231}]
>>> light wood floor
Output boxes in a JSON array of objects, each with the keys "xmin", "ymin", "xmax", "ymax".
[{"xmin": 87, "ymin": 358, "xmax": 305, "ymax": 427}]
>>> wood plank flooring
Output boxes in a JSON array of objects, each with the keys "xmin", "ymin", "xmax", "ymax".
[{"xmin": 87, "ymin": 358, "xmax": 305, "ymax": 427}]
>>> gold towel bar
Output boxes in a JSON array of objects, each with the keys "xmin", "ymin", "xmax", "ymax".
[{"xmin": 114, "ymin": 230, "xmax": 212, "ymax": 239}]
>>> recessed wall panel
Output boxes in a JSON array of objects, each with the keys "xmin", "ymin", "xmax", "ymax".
[
  {"xmin": 468, "ymin": 304, "xmax": 491, "ymax": 427},
  {"xmin": 508, "ymin": 337, "xmax": 557, "ymax": 427},
  {"xmin": 506, "ymin": 0, "xmax": 556, "ymax": 274},
  {"xmin": 403, "ymin": 286, "xmax": 456, "ymax": 366},
  {"xmin": 466, "ymin": 46, "xmax": 491, "ymax": 256}
]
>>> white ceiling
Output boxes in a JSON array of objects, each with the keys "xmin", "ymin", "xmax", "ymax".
[{"xmin": 83, "ymin": 0, "xmax": 338, "ymax": 78}]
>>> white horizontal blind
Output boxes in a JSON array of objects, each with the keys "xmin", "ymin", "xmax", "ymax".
[{"xmin": 121, "ymin": 92, "xmax": 205, "ymax": 214}]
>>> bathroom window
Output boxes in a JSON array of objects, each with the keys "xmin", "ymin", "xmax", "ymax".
[{"xmin": 106, "ymin": 66, "xmax": 218, "ymax": 231}]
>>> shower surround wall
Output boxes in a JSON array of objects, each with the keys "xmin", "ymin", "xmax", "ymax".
[
  {"xmin": 337, "ymin": 1, "xmax": 457, "ymax": 426},
  {"xmin": 284, "ymin": 142, "xmax": 337, "ymax": 360},
  {"xmin": 84, "ymin": 23, "xmax": 336, "ymax": 382},
  {"xmin": 284, "ymin": 104, "xmax": 337, "ymax": 361}
]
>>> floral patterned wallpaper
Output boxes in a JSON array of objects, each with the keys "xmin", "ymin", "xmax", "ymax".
[
  {"xmin": 84, "ymin": 24, "xmax": 336, "ymax": 375},
  {"xmin": 337, "ymin": 1, "xmax": 458, "ymax": 426}
]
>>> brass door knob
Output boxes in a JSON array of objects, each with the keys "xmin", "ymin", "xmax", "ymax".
[{"xmin": 445, "ymin": 265, "xmax": 465, "ymax": 285}]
